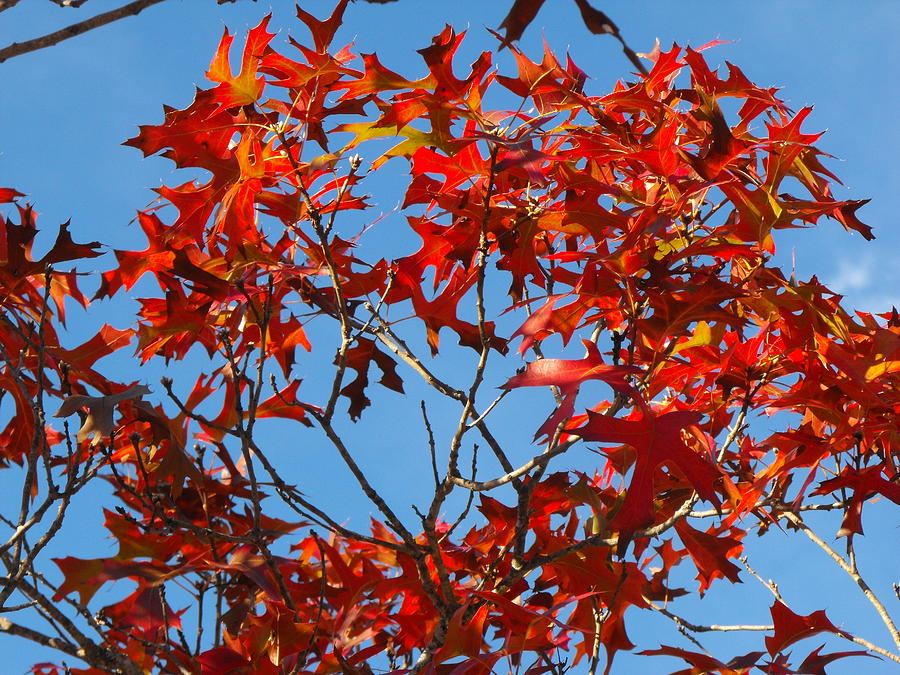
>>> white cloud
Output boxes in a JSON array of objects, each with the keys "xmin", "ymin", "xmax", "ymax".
[{"xmin": 829, "ymin": 255, "xmax": 873, "ymax": 292}]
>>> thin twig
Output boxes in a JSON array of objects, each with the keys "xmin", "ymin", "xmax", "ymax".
[
  {"xmin": 421, "ymin": 401, "xmax": 440, "ymax": 489},
  {"xmin": 0, "ymin": 618, "xmax": 82, "ymax": 660},
  {"xmin": 0, "ymin": 0, "xmax": 170, "ymax": 63},
  {"xmin": 781, "ymin": 511, "xmax": 900, "ymax": 651},
  {"xmin": 449, "ymin": 439, "xmax": 575, "ymax": 491},
  {"xmin": 646, "ymin": 599, "xmax": 773, "ymax": 633}
]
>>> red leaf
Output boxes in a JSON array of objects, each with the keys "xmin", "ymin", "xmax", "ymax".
[
  {"xmin": 295, "ymin": 0, "xmax": 351, "ymax": 53},
  {"xmin": 206, "ymin": 16, "xmax": 274, "ymax": 109},
  {"xmin": 674, "ymin": 521, "xmax": 743, "ymax": 594},
  {"xmin": 0, "ymin": 187, "xmax": 24, "ymax": 203},
  {"xmin": 503, "ymin": 339, "xmax": 639, "ymax": 440},
  {"xmin": 571, "ymin": 406, "xmax": 722, "ymax": 554},
  {"xmin": 197, "ymin": 647, "xmax": 253, "ymax": 675},
  {"xmin": 498, "ymin": 0, "xmax": 548, "ymax": 47},
  {"xmin": 641, "ymin": 645, "xmax": 764, "ymax": 673},
  {"xmin": 832, "ymin": 199, "xmax": 874, "ymax": 240},
  {"xmin": 337, "ymin": 337, "xmax": 404, "ymax": 421},
  {"xmin": 503, "ymin": 339, "xmax": 638, "ymax": 395},
  {"xmin": 434, "ymin": 604, "xmax": 489, "ymax": 663},
  {"xmin": 101, "ymin": 585, "xmax": 182, "ymax": 634},
  {"xmin": 51, "ymin": 325, "xmax": 133, "ymax": 373},
  {"xmin": 765, "ymin": 601, "xmax": 848, "ymax": 655},
  {"xmin": 509, "ymin": 294, "xmax": 587, "ymax": 354},
  {"xmin": 796, "ymin": 645, "xmax": 875, "ymax": 674},
  {"xmin": 810, "ymin": 465, "xmax": 900, "ymax": 537},
  {"xmin": 255, "ymin": 379, "xmax": 315, "ymax": 425}
]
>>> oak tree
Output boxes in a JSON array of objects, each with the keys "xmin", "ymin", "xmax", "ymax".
[{"xmin": 1, "ymin": 2, "xmax": 897, "ymax": 674}]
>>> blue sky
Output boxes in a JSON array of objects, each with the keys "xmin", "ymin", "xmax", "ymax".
[{"xmin": 1, "ymin": 1, "xmax": 898, "ymax": 673}]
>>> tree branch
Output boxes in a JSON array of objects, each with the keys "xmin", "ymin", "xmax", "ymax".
[
  {"xmin": 0, "ymin": 618, "xmax": 82, "ymax": 660},
  {"xmin": 0, "ymin": 0, "xmax": 170, "ymax": 64},
  {"xmin": 782, "ymin": 511, "xmax": 900, "ymax": 652},
  {"xmin": 449, "ymin": 439, "xmax": 574, "ymax": 491},
  {"xmin": 646, "ymin": 599, "xmax": 773, "ymax": 633}
]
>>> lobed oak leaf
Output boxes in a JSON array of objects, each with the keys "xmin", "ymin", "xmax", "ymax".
[
  {"xmin": 498, "ymin": 0, "xmax": 548, "ymax": 48},
  {"xmin": 765, "ymin": 601, "xmax": 849, "ymax": 655},
  {"xmin": 54, "ymin": 384, "xmax": 152, "ymax": 445},
  {"xmin": 337, "ymin": 337, "xmax": 404, "ymax": 421},
  {"xmin": 509, "ymin": 294, "xmax": 588, "ymax": 354},
  {"xmin": 0, "ymin": 187, "xmax": 24, "ymax": 202},
  {"xmin": 832, "ymin": 199, "xmax": 874, "ymax": 240},
  {"xmin": 394, "ymin": 266, "xmax": 507, "ymax": 356},
  {"xmin": 52, "ymin": 556, "xmax": 172, "ymax": 605},
  {"xmin": 1, "ymin": 208, "xmax": 101, "ymax": 283},
  {"xmin": 255, "ymin": 379, "xmax": 316, "ymax": 425},
  {"xmin": 674, "ymin": 520, "xmax": 743, "ymax": 594},
  {"xmin": 101, "ymin": 585, "xmax": 183, "ymax": 634},
  {"xmin": 433, "ymin": 604, "xmax": 489, "ymax": 664},
  {"xmin": 571, "ymin": 406, "xmax": 722, "ymax": 555},
  {"xmin": 810, "ymin": 465, "xmax": 900, "ymax": 537},
  {"xmin": 0, "ymin": 372, "xmax": 36, "ymax": 465},
  {"xmin": 336, "ymin": 51, "xmax": 432, "ymax": 100},
  {"xmin": 795, "ymin": 645, "xmax": 876, "ymax": 674},
  {"xmin": 416, "ymin": 24, "xmax": 479, "ymax": 97},
  {"xmin": 503, "ymin": 339, "xmax": 639, "ymax": 439},
  {"xmin": 50, "ymin": 325, "xmax": 133, "ymax": 373},
  {"xmin": 295, "ymin": 0, "xmax": 351, "ymax": 53},
  {"xmin": 641, "ymin": 645, "xmax": 764, "ymax": 674},
  {"xmin": 206, "ymin": 16, "xmax": 275, "ymax": 109},
  {"xmin": 102, "ymin": 509, "xmax": 183, "ymax": 562},
  {"xmin": 503, "ymin": 339, "xmax": 638, "ymax": 394}
]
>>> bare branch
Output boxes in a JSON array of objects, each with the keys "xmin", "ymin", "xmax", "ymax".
[
  {"xmin": 449, "ymin": 439, "xmax": 574, "ymax": 491},
  {"xmin": 0, "ymin": 617, "xmax": 82, "ymax": 660},
  {"xmin": 0, "ymin": 0, "xmax": 171, "ymax": 64},
  {"xmin": 646, "ymin": 599, "xmax": 773, "ymax": 633},
  {"xmin": 781, "ymin": 511, "xmax": 900, "ymax": 651}
]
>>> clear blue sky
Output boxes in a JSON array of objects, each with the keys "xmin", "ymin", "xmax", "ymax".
[{"xmin": 1, "ymin": 1, "xmax": 897, "ymax": 673}]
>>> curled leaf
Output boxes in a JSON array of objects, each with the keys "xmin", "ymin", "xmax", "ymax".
[
  {"xmin": 498, "ymin": 0, "xmax": 548, "ymax": 47},
  {"xmin": 54, "ymin": 385, "xmax": 151, "ymax": 445}
]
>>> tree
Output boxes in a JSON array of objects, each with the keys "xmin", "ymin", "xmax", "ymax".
[{"xmin": 0, "ymin": 1, "xmax": 897, "ymax": 673}]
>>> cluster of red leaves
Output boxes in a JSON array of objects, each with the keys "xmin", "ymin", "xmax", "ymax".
[
  {"xmin": 0, "ymin": 188, "xmax": 123, "ymax": 466},
  {"xmin": 4, "ymin": 2, "xmax": 898, "ymax": 674}
]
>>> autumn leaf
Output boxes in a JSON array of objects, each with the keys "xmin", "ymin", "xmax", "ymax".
[
  {"xmin": 765, "ymin": 601, "xmax": 849, "ymax": 655},
  {"xmin": 49, "ymin": 325, "xmax": 133, "ymax": 373},
  {"xmin": 571, "ymin": 406, "xmax": 722, "ymax": 554},
  {"xmin": 101, "ymin": 585, "xmax": 183, "ymax": 634},
  {"xmin": 54, "ymin": 384, "xmax": 152, "ymax": 445},
  {"xmin": 509, "ymin": 294, "xmax": 589, "ymax": 354},
  {"xmin": 337, "ymin": 337, "xmax": 404, "ymax": 421},
  {"xmin": 0, "ymin": 187, "xmax": 24, "ymax": 203},
  {"xmin": 503, "ymin": 339, "xmax": 639, "ymax": 439},
  {"xmin": 811, "ymin": 465, "xmax": 900, "ymax": 537},
  {"xmin": 498, "ymin": 0, "xmax": 548, "ymax": 47},
  {"xmin": 1, "ymin": 210, "xmax": 101, "ymax": 280},
  {"xmin": 503, "ymin": 339, "xmax": 639, "ymax": 394},
  {"xmin": 641, "ymin": 645, "xmax": 764, "ymax": 674},
  {"xmin": 206, "ymin": 16, "xmax": 275, "ymax": 109},
  {"xmin": 255, "ymin": 379, "xmax": 316, "ymax": 425},
  {"xmin": 295, "ymin": 0, "xmax": 352, "ymax": 52},
  {"xmin": 674, "ymin": 520, "xmax": 743, "ymax": 594},
  {"xmin": 796, "ymin": 646, "xmax": 876, "ymax": 674}
]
